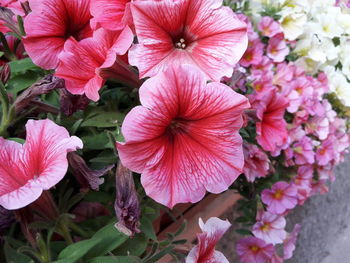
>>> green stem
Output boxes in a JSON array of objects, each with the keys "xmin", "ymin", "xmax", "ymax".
[
  {"xmin": 69, "ymin": 221, "xmax": 90, "ymax": 238},
  {"xmin": 59, "ymin": 223, "xmax": 74, "ymax": 245},
  {"xmin": 0, "ymin": 82, "xmax": 10, "ymax": 136}
]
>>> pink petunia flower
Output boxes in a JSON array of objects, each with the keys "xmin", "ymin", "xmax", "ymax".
[
  {"xmin": 252, "ymin": 211, "xmax": 287, "ymax": 245},
  {"xmin": 55, "ymin": 26, "xmax": 134, "ymax": 101},
  {"xmin": 90, "ymin": 0, "xmax": 131, "ymax": 31},
  {"xmin": 252, "ymin": 90, "xmax": 289, "ymax": 152},
  {"xmin": 116, "ymin": 65, "xmax": 250, "ymax": 208},
  {"xmin": 293, "ymin": 166, "xmax": 313, "ymax": 205},
  {"xmin": 0, "ymin": 0, "xmax": 26, "ymax": 34},
  {"xmin": 129, "ymin": 0, "xmax": 248, "ymax": 81},
  {"xmin": 0, "ymin": 119, "xmax": 83, "ymax": 210},
  {"xmin": 292, "ymin": 136, "xmax": 315, "ymax": 165},
  {"xmin": 261, "ymin": 182, "xmax": 298, "ymax": 215},
  {"xmin": 240, "ymin": 38, "xmax": 264, "ymax": 67},
  {"xmin": 283, "ymin": 224, "xmax": 301, "ymax": 260},
  {"xmin": 186, "ymin": 217, "xmax": 231, "ymax": 263},
  {"xmin": 236, "ymin": 236, "xmax": 274, "ymax": 263},
  {"xmin": 243, "ymin": 143, "xmax": 270, "ymax": 182},
  {"xmin": 257, "ymin": 16, "xmax": 282, "ymax": 38},
  {"xmin": 23, "ymin": 0, "xmax": 93, "ymax": 69},
  {"xmin": 266, "ymin": 33, "xmax": 289, "ymax": 63},
  {"xmin": 316, "ymin": 136, "xmax": 335, "ymax": 166}
]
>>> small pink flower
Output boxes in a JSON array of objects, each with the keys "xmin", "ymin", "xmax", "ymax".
[
  {"xmin": 261, "ymin": 182, "xmax": 298, "ymax": 215},
  {"xmin": 116, "ymin": 65, "xmax": 250, "ymax": 208},
  {"xmin": 273, "ymin": 63, "xmax": 294, "ymax": 88},
  {"xmin": 293, "ymin": 166, "xmax": 313, "ymax": 205},
  {"xmin": 283, "ymin": 224, "xmax": 301, "ymax": 260},
  {"xmin": 236, "ymin": 237, "xmax": 274, "ymax": 263},
  {"xmin": 305, "ymin": 116, "xmax": 329, "ymax": 140},
  {"xmin": 252, "ymin": 90, "xmax": 288, "ymax": 152},
  {"xmin": 251, "ymin": 57, "xmax": 273, "ymax": 77},
  {"xmin": 240, "ymin": 38, "xmax": 264, "ymax": 67},
  {"xmin": 186, "ymin": 217, "xmax": 231, "ymax": 263},
  {"xmin": 0, "ymin": 119, "xmax": 83, "ymax": 210},
  {"xmin": 55, "ymin": 27, "xmax": 134, "ymax": 101},
  {"xmin": 316, "ymin": 136, "xmax": 334, "ymax": 165},
  {"xmin": 129, "ymin": 0, "xmax": 248, "ymax": 81},
  {"xmin": 267, "ymin": 33, "xmax": 289, "ymax": 63},
  {"xmin": 23, "ymin": 0, "xmax": 93, "ymax": 69},
  {"xmin": 258, "ymin": 16, "xmax": 282, "ymax": 38},
  {"xmin": 293, "ymin": 136, "xmax": 315, "ymax": 165},
  {"xmin": 0, "ymin": 0, "xmax": 26, "ymax": 33},
  {"xmin": 243, "ymin": 143, "xmax": 270, "ymax": 182},
  {"xmin": 252, "ymin": 211, "xmax": 287, "ymax": 245}
]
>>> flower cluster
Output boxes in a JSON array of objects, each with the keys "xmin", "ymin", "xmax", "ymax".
[
  {"xmin": 1, "ymin": 0, "xmax": 350, "ymax": 262},
  {"xmin": 228, "ymin": 10, "xmax": 350, "ymax": 263},
  {"xmin": 249, "ymin": 0, "xmax": 350, "ymax": 107}
]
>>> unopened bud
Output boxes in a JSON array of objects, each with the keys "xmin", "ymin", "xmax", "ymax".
[
  {"xmin": 114, "ymin": 162, "xmax": 140, "ymax": 237},
  {"xmin": 0, "ymin": 63, "xmax": 10, "ymax": 84},
  {"xmin": 59, "ymin": 88, "xmax": 90, "ymax": 117},
  {"xmin": 67, "ymin": 152, "xmax": 114, "ymax": 191}
]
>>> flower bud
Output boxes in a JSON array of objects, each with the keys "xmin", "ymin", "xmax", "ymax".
[
  {"xmin": 0, "ymin": 63, "xmax": 10, "ymax": 84},
  {"xmin": 114, "ymin": 162, "xmax": 140, "ymax": 237}
]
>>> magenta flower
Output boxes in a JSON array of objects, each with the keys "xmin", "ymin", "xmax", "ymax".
[
  {"xmin": 316, "ymin": 136, "xmax": 334, "ymax": 166},
  {"xmin": 252, "ymin": 90, "xmax": 288, "ymax": 152},
  {"xmin": 293, "ymin": 136, "xmax": 315, "ymax": 165},
  {"xmin": 243, "ymin": 143, "xmax": 270, "ymax": 182},
  {"xmin": 261, "ymin": 182, "xmax": 298, "ymax": 215},
  {"xmin": 186, "ymin": 217, "xmax": 231, "ymax": 263},
  {"xmin": 90, "ymin": 0, "xmax": 131, "ymax": 31},
  {"xmin": 252, "ymin": 211, "xmax": 287, "ymax": 245},
  {"xmin": 0, "ymin": 119, "xmax": 83, "ymax": 210},
  {"xmin": 116, "ymin": 65, "xmax": 249, "ymax": 208},
  {"xmin": 283, "ymin": 224, "xmax": 301, "ymax": 260},
  {"xmin": 55, "ymin": 27, "xmax": 134, "ymax": 101},
  {"xmin": 23, "ymin": 0, "xmax": 93, "ymax": 69},
  {"xmin": 236, "ymin": 237, "xmax": 274, "ymax": 263},
  {"xmin": 129, "ymin": 0, "xmax": 248, "ymax": 81},
  {"xmin": 257, "ymin": 16, "xmax": 282, "ymax": 38},
  {"xmin": 267, "ymin": 33, "xmax": 289, "ymax": 63}
]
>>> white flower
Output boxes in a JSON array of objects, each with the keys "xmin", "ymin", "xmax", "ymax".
[
  {"xmin": 279, "ymin": 12, "xmax": 307, "ymax": 40},
  {"xmin": 327, "ymin": 70, "xmax": 350, "ymax": 106}
]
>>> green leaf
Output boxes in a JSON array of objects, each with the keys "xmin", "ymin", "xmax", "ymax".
[
  {"xmin": 114, "ymin": 234, "xmax": 148, "ymax": 257},
  {"xmin": 84, "ymin": 223, "xmax": 129, "ymax": 259},
  {"xmin": 4, "ymin": 243, "xmax": 35, "ymax": 263},
  {"xmin": 144, "ymin": 246, "xmax": 174, "ymax": 263},
  {"xmin": 81, "ymin": 133, "xmax": 111, "ymax": 150},
  {"xmin": 86, "ymin": 256, "xmax": 138, "ymax": 263},
  {"xmin": 54, "ymin": 238, "xmax": 101, "ymax": 263},
  {"xmin": 235, "ymin": 229, "xmax": 252, "ymax": 235},
  {"xmin": 8, "ymin": 137, "xmax": 25, "ymax": 144},
  {"xmin": 7, "ymin": 71, "xmax": 40, "ymax": 94},
  {"xmin": 140, "ymin": 216, "xmax": 157, "ymax": 241},
  {"xmin": 82, "ymin": 111, "xmax": 123, "ymax": 128},
  {"xmin": 8, "ymin": 58, "xmax": 39, "ymax": 74}
]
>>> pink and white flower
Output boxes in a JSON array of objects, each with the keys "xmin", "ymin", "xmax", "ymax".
[
  {"xmin": 0, "ymin": 119, "xmax": 83, "ymax": 210},
  {"xmin": 116, "ymin": 65, "xmax": 250, "ymax": 208},
  {"xmin": 186, "ymin": 217, "xmax": 231, "ymax": 263},
  {"xmin": 129, "ymin": 0, "xmax": 248, "ymax": 81}
]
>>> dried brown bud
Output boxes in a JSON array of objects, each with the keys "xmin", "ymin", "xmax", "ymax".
[
  {"xmin": 0, "ymin": 206, "xmax": 14, "ymax": 235},
  {"xmin": 14, "ymin": 74, "xmax": 64, "ymax": 113},
  {"xmin": 114, "ymin": 162, "xmax": 140, "ymax": 237},
  {"xmin": 59, "ymin": 88, "xmax": 90, "ymax": 117},
  {"xmin": 0, "ymin": 63, "xmax": 10, "ymax": 84},
  {"xmin": 20, "ymin": 1, "xmax": 31, "ymax": 15},
  {"xmin": 68, "ymin": 152, "xmax": 114, "ymax": 191}
]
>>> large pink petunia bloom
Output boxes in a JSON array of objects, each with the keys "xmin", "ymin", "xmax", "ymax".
[
  {"xmin": 236, "ymin": 236, "xmax": 274, "ymax": 263},
  {"xmin": 90, "ymin": 0, "xmax": 131, "ymax": 31},
  {"xmin": 0, "ymin": 119, "xmax": 83, "ymax": 210},
  {"xmin": 261, "ymin": 182, "xmax": 298, "ymax": 215},
  {"xmin": 186, "ymin": 217, "xmax": 231, "ymax": 263},
  {"xmin": 116, "ymin": 65, "xmax": 250, "ymax": 208},
  {"xmin": 252, "ymin": 90, "xmax": 289, "ymax": 152},
  {"xmin": 252, "ymin": 211, "xmax": 287, "ymax": 245},
  {"xmin": 129, "ymin": 0, "xmax": 248, "ymax": 81},
  {"xmin": 23, "ymin": 0, "xmax": 93, "ymax": 70},
  {"xmin": 55, "ymin": 26, "xmax": 134, "ymax": 101}
]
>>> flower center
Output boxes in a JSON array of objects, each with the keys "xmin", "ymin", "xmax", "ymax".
[
  {"xmin": 260, "ymin": 223, "xmax": 271, "ymax": 232},
  {"xmin": 175, "ymin": 38, "xmax": 187, "ymax": 49},
  {"xmin": 166, "ymin": 119, "xmax": 188, "ymax": 139},
  {"xmin": 250, "ymin": 245, "xmax": 260, "ymax": 253},
  {"xmin": 273, "ymin": 189, "xmax": 284, "ymax": 200}
]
